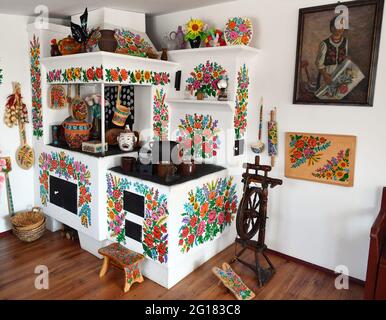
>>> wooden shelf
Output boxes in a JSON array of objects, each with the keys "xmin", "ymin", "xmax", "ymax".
[{"xmin": 167, "ymin": 45, "xmax": 260, "ymax": 58}]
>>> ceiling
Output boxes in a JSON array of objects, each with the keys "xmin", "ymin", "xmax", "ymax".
[{"xmin": 0, "ymin": 0, "xmax": 236, "ymax": 18}]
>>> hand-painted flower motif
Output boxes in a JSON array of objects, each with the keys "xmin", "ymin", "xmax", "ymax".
[
  {"xmin": 289, "ymin": 134, "xmax": 331, "ymax": 168},
  {"xmin": 134, "ymin": 182, "xmax": 168, "ymax": 264},
  {"xmin": 46, "ymin": 66, "xmax": 104, "ymax": 83},
  {"xmin": 153, "ymin": 89, "xmax": 169, "ymax": 140},
  {"xmin": 30, "ymin": 35, "xmax": 43, "ymax": 138},
  {"xmin": 177, "ymin": 114, "xmax": 220, "ymax": 159},
  {"xmin": 186, "ymin": 61, "xmax": 226, "ymax": 98},
  {"xmin": 39, "ymin": 152, "xmax": 92, "ymax": 227},
  {"xmin": 178, "ymin": 177, "xmax": 238, "ymax": 253},
  {"xmin": 105, "ymin": 68, "xmax": 170, "ymax": 85},
  {"xmin": 115, "ymin": 29, "xmax": 153, "ymax": 57},
  {"xmin": 234, "ymin": 64, "xmax": 249, "ymax": 140},
  {"xmin": 106, "ymin": 174, "xmax": 169, "ymax": 264},
  {"xmin": 312, "ymin": 149, "xmax": 351, "ymax": 183},
  {"xmin": 224, "ymin": 17, "xmax": 253, "ymax": 46}
]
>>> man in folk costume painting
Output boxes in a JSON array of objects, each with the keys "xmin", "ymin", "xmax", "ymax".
[{"xmin": 315, "ymin": 16, "xmax": 349, "ymax": 91}]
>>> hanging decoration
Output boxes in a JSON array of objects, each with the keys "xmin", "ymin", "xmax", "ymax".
[
  {"xmin": 251, "ymin": 97, "xmax": 265, "ymax": 154},
  {"xmin": 267, "ymin": 108, "xmax": 278, "ymax": 167},
  {"xmin": 4, "ymin": 82, "xmax": 29, "ymax": 127}
]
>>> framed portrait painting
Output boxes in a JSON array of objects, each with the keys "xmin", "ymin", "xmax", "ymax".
[{"xmin": 293, "ymin": 0, "xmax": 384, "ymax": 106}]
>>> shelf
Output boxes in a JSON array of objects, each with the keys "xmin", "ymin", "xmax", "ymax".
[
  {"xmin": 167, "ymin": 45, "xmax": 260, "ymax": 59},
  {"xmin": 166, "ymin": 99, "xmax": 232, "ymax": 105},
  {"xmin": 47, "ymin": 143, "xmax": 139, "ymax": 158},
  {"xmin": 41, "ymin": 51, "xmax": 180, "ymax": 85},
  {"xmin": 41, "ymin": 51, "xmax": 180, "ymax": 68}
]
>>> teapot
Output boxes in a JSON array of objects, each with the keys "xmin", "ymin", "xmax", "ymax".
[{"xmin": 117, "ymin": 131, "xmax": 139, "ymax": 152}]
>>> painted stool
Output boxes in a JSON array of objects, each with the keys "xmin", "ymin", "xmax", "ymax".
[{"xmin": 98, "ymin": 243, "xmax": 145, "ymax": 293}]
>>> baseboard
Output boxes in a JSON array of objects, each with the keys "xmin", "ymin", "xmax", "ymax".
[{"xmin": 266, "ymin": 248, "xmax": 365, "ymax": 286}]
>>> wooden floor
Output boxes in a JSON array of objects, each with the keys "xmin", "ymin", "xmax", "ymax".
[{"xmin": 0, "ymin": 231, "xmax": 364, "ymax": 300}]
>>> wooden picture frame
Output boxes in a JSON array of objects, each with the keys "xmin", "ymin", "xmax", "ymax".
[
  {"xmin": 293, "ymin": 0, "xmax": 384, "ymax": 106},
  {"xmin": 285, "ymin": 132, "xmax": 357, "ymax": 187}
]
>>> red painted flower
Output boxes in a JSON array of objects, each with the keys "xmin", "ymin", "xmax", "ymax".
[
  {"xmin": 86, "ymin": 68, "xmax": 95, "ymax": 80},
  {"xmin": 113, "ymin": 189, "xmax": 121, "ymax": 199},
  {"xmin": 188, "ymin": 234, "xmax": 195, "ymax": 245},
  {"xmin": 120, "ymin": 69, "xmax": 128, "ymax": 81},
  {"xmin": 182, "ymin": 227, "xmax": 189, "ymax": 238},
  {"xmin": 115, "ymin": 202, "xmax": 122, "ymax": 212},
  {"xmin": 153, "ymin": 226, "xmax": 161, "ymax": 240},
  {"xmin": 157, "ymin": 243, "xmax": 166, "ymax": 255},
  {"xmin": 308, "ymin": 137, "xmax": 317, "ymax": 148},
  {"xmin": 60, "ymin": 160, "xmax": 66, "ymax": 169},
  {"xmin": 295, "ymin": 140, "xmax": 305, "ymax": 149},
  {"xmin": 190, "ymin": 216, "xmax": 198, "ymax": 228},
  {"xmin": 110, "ymin": 69, "xmax": 119, "ymax": 81},
  {"xmin": 51, "ymin": 160, "xmax": 58, "ymax": 170},
  {"xmin": 145, "ymin": 234, "xmax": 154, "ymax": 247},
  {"xmin": 160, "ymin": 224, "xmax": 167, "ymax": 233},
  {"xmin": 96, "ymin": 68, "xmax": 103, "ymax": 79},
  {"xmin": 67, "ymin": 163, "xmax": 74, "ymax": 176}
]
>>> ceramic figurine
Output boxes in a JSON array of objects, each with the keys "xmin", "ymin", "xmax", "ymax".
[
  {"xmin": 171, "ymin": 26, "xmax": 186, "ymax": 49},
  {"xmin": 50, "ymin": 39, "xmax": 61, "ymax": 56},
  {"xmin": 161, "ymin": 48, "xmax": 168, "ymax": 61},
  {"xmin": 117, "ymin": 131, "xmax": 138, "ymax": 152}
]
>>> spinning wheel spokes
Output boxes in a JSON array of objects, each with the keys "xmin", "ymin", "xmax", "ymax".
[{"xmin": 236, "ymin": 187, "xmax": 262, "ymax": 240}]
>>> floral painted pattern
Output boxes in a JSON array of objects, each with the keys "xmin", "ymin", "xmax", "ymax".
[
  {"xmin": 153, "ymin": 89, "xmax": 169, "ymax": 140},
  {"xmin": 213, "ymin": 263, "xmax": 255, "ymax": 300},
  {"xmin": 224, "ymin": 17, "xmax": 253, "ymax": 46},
  {"xmin": 105, "ymin": 68, "xmax": 170, "ymax": 85},
  {"xmin": 186, "ymin": 61, "xmax": 226, "ymax": 98},
  {"xmin": 268, "ymin": 121, "xmax": 278, "ymax": 157},
  {"xmin": 115, "ymin": 29, "xmax": 153, "ymax": 57},
  {"xmin": 46, "ymin": 66, "xmax": 104, "ymax": 83},
  {"xmin": 177, "ymin": 114, "xmax": 220, "ymax": 159},
  {"xmin": 106, "ymin": 173, "xmax": 131, "ymax": 244},
  {"xmin": 30, "ymin": 35, "xmax": 43, "ymax": 138},
  {"xmin": 134, "ymin": 182, "xmax": 168, "ymax": 264},
  {"xmin": 106, "ymin": 174, "xmax": 169, "ymax": 264},
  {"xmin": 39, "ymin": 152, "xmax": 92, "ymax": 227},
  {"xmin": 234, "ymin": 64, "xmax": 249, "ymax": 140},
  {"xmin": 0, "ymin": 68, "xmax": 3, "ymax": 84},
  {"xmin": 289, "ymin": 134, "xmax": 331, "ymax": 168},
  {"xmin": 178, "ymin": 177, "xmax": 238, "ymax": 253},
  {"xmin": 312, "ymin": 149, "xmax": 351, "ymax": 183}
]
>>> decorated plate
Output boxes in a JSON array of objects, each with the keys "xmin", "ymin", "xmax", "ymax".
[
  {"xmin": 49, "ymin": 85, "xmax": 67, "ymax": 109},
  {"xmin": 224, "ymin": 17, "xmax": 253, "ymax": 46},
  {"xmin": 71, "ymin": 97, "xmax": 88, "ymax": 121}
]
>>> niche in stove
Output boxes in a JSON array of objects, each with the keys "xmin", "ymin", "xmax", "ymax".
[{"xmin": 125, "ymin": 220, "xmax": 142, "ymax": 243}]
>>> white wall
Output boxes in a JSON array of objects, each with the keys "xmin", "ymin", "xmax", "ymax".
[
  {"xmin": 0, "ymin": 14, "xmax": 34, "ymax": 232},
  {"xmin": 147, "ymin": 0, "xmax": 386, "ymax": 281}
]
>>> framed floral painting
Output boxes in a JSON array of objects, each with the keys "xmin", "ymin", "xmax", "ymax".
[
  {"xmin": 293, "ymin": 0, "xmax": 384, "ymax": 106},
  {"xmin": 285, "ymin": 132, "xmax": 356, "ymax": 187}
]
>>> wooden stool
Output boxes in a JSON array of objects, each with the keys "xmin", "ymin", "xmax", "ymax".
[{"xmin": 98, "ymin": 243, "xmax": 145, "ymax": 293}]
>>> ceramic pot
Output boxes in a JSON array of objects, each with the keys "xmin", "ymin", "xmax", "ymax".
[
  {"xmin": 63, "ymin": 120, "xmax": 92, "ymax": 149},
  {"xmin": 196, "ymin": 91, "xmax": 204, "ymax": 100},
  {"xmin": 117, "ymin": 131, "xmax": 139, "ymax": 152},
  {"xmin": 157, "ymin": 163, "xmax": 177, "ymax": 178},
  {"xmin": 98, "ymin": 30, "xmax": 117, "ymax": 52},
  {"xmin": 58, "ymin": 37, "xmax": 82, "ymax": 55},
  {"xmin": 189, "ymin": 36, "xmax": 201, "ymax": 49},
  {"xmin": 121, "ymin": 156, "xmax": 136, "ymax": 174},
  {"xmin": 179, "ymin": 161, "xmax": 196, "ymax": 176}
]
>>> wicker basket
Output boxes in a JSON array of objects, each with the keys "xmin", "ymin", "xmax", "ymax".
[{"xmin": 10, "ymin": 207, "xmax": 46, "ymax": 242}]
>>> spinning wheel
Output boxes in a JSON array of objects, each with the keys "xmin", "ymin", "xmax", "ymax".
[
  {"xmin": 232, "ymin": 156, "xmax": 282, "ymax": 287},
  {"xmin": 236, "ymin": 187, "xmax": 262, "ymax": 240}
]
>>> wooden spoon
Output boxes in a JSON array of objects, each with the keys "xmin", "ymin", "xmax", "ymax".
[{"xmin": 16, "ymin": 120, "xmax": 34, "ymax": 170}]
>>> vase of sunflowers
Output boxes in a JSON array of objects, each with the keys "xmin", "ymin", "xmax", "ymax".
[{"xmin": 184, "ymin": 18, "xmax": 207, "ymax": 49}]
